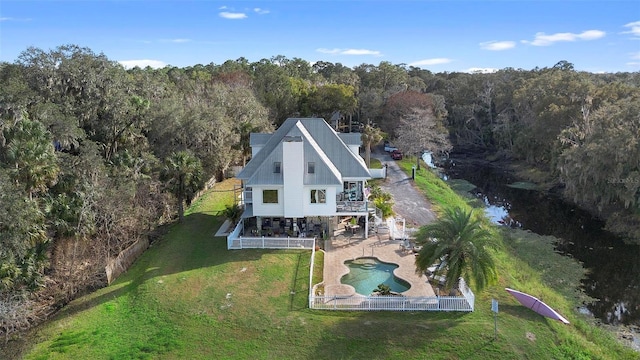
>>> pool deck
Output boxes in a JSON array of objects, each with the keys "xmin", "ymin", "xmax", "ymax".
[{"xmin": 321, "ymin": 222, "xmax": 435, "ymax": 298}]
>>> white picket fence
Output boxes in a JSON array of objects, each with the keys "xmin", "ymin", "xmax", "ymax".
[
  {"xmin": 309, "ymin": 293, "xmax": 473, "ymax": 311},
  {"xmin": 229, "ymin": 236, "xmax": 315, "ymax": 250},
  {"xmin": 307, "ymin": 241, "xmax": 475, "ymax": 312},
  {"xmin": 227, "ymin": 220, "xmax": 316, "ymax": 249},
  {"xmin": 309, "ymin": 278, "xmax": 474, "ymax": 312},
  {"xmin": 227, "ymin": 222, "xmax": 475, "ymax": 312}
]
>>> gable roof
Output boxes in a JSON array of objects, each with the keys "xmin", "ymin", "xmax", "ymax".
[
  {"xmin": 237, "ymin": 118, "xmax": 371, "ymax": 185},
  {"xmin": 249, "ymin": 133, "xmax": 272, "ymax": 148},
  {"xmin": 338, "ymin": 133, "xmax": 362, "ymax": 146}
]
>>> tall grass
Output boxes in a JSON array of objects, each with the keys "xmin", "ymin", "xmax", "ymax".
[{"xmin": 397, "ymin": 157, "xmax": 635, "ymax": 358}]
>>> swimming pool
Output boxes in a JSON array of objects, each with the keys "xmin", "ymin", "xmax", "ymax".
[{"xmin": 340, "ymin": 257, "xmax": 411, "ymax": 296}]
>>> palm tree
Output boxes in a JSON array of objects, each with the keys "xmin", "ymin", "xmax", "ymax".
[
  {"xmin": 361, "ymin": 124, "xmax": 383, "ymax": 167},
  {"xmin": 219, "ymin": 203, "xmax": 243, "ymax": 226},
  {"xmin": 414, "ymin": 207, "xmax": 498, "ymax": 292},
  {"xmin": 160, "ymin": 151, "xmax": 204, "ymax": 222},
  {"xmin": 5, "ymin": 119, "xmax": 60, "ymax": 200}
]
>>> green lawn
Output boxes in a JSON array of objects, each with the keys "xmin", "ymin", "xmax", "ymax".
[{"xmin": 17, "ymin": 175, "xmax": 637, "ymax": 359}]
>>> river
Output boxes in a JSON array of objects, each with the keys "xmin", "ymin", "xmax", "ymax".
[{"xmin": 438, "ymin": 155, "xmax": 640, "ymax": 328}]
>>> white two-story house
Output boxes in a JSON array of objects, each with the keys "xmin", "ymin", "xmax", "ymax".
[{"xmin": 227, "ymin": 118, "xmax": 375, "ymax": 249}]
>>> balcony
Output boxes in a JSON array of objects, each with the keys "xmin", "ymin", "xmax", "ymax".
[
  {"xmin": 244, "ymin": 189, "xmax": 253, "ymax": 204},
  {"xmin": 336, "ymin": 200, "xmax": 368, "ymax": 213}
]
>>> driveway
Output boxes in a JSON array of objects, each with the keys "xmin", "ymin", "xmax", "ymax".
[{"xmin": 372, "ymin": 148, "xmax": 436, "ymax": 229}]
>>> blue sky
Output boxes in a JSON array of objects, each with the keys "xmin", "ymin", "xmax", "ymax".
[{"xmin": 1, "ymin": 0, "xmax": 639, "ymax": 73}]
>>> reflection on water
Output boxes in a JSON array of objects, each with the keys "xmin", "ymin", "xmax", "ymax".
[
  {"xmin": 445, "ymin": 159, "xmax": 640, "ymax": 326},
  {"xmin": 480, "ymin": 195, "xmax": 521, "ymax": 227}
]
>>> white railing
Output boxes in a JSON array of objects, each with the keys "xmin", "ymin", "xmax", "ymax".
[
  {"xmin": 458, "ymin": 277, "xmax": 475, "ymax": 312},
  {"xmin": 226, "ymin": 220, "xmax": 244, "ymax": 249},
  {"xmin": 308, "ymin": 257, "xmax": 474, "ymax": 312},
  {"xmin": 228, "ymin": 235, "xmax": 316, "ymax": 250},
  {"xmin": 369, "ymin": 168, "xmax": 386, "ymax": 179},
  {"xmin": 227, "ymin": 219, "xmax": 475, "ymax": 312},
  {"xmin": 244, "ymin": 190, "xmax": 253, "ymax": 204},
  {"xmin": 308, "ymin": 241, "xmax": 318, "ymax": 309},
  {"xmin": 336, "ymin": 200, "xmax": 368, "ymax": 213},
  {"xmin": 308, "ymin": 294, "xmax": 473, "ymax": 312}
]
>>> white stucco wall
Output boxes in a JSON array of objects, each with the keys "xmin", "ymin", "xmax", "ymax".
[
  {"xmin": 283, "ymin": 140, "xmax": 304, "ymax": 218},
  {"xmin": 347, "ymin": 144, "xmax": 360, "ymax": 156},
  {"xmin": 303, "ymin": 186, "xmax": 339, "ymax": 216},
  {"xmin": 252, "ymin": 185, "xmax": 285, "ymax": 216}
]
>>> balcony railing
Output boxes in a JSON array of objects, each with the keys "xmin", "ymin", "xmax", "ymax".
[
  {"xmin": 244, "ymin": 190, "xmax": 253, "ymax": 204},
  {"xmin": 336, "ymin": 200, "xmax": 368, "ymax": 213}
]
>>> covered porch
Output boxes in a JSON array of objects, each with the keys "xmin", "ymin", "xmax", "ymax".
[{"xmin": 241, "ymin": 215, "xmax": 331, "ymax": 239}]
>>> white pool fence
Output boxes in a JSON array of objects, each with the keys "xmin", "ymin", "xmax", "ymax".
[
  {"xmin": 307, "ymin": 245, "xmax": 475, "ymax": 312},
  {"xmin": 227, "ymin": 222, "xmax": 475, "ymax": 312}
]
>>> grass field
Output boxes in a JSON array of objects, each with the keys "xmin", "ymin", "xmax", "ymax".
[{"xmin": 16, "ymin": 173, "xmax": 638, "ymax": 359}]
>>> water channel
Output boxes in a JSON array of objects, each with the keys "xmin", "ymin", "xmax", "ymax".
[{"xmin": 440, "ymin": 155, "xmax": 640, "ymax": 327}]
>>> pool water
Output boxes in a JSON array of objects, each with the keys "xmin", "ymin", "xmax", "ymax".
[{"xmin": 341, "ymin": 257, "xmax": 411, "ymax": 295}]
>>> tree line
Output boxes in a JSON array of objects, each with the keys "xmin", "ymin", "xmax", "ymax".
[{"xmin": 0, "ymin": 45, "xmax": 638, "ymax": 337}]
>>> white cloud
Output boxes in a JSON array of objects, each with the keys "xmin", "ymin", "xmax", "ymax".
[
  {"xmin": 465, "ymin": 67, "xmax": 499, "ymax": 74},
  {"xmin": 254, "ymin": 8, "xmax": 270, "ymax": 15},
  {"xmin": 580, "ymin": 30, "xmax": 607, "ymax": 40},
  {"xmin": 479, "ymin": 41, "xmax": 515, "ymax": 51},
  {"xmin": 622, "ymin": 21, "xmax": 640, "ymax": 38},
  {"xmin": 408, "ymin": 58, "xmax": 453, "ymax": 66},
  {"xmin": 316, "ymin": 48, "xmax": 340, "ymax": 54},
  {"xmin": 162, "ymin": 38, "xmax": 191, "ymax": 43},
  {"xmin": 119, "ymin": 60, "xmax": 167, "ymax": 69},
  {"xmin": 342, "ymin": 49, "xmax": 381, "ymax": 56},
  {"xmin": 626, "ymin": 62, "xmax": 640, "ymax": 67},
  {"xmin": 0, "ymin": 17, "xmax": 31, "ymax": 22},
  {"xmin": 631, "ymin": 51, "xmax": 640, "ymax": 60},
  {"xmin": 523, "ymin": 30, "xmax": 606, "ymax": 46},
  {"xmin": 316, "ymin": 48, "xmax": 382, "ymax": 56},
  {"xmin": 219, "ymin": 11, "xmax": 247, "ymax": 19}
]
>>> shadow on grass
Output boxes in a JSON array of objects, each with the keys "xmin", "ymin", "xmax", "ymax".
[
  {"xmin": 289, "ymin": 252, "xmax": 308, "ymax": 311},
  {"xmin": 498, "ymin": 303, "xmax": 553, "ymax": 324},
  {"xmin": 51, "ymin": 212, "xmax": 279, "ymax": 322},
  {"xmin": 308, "ymin": 312, "xmax": 472, "ymax": 359}
]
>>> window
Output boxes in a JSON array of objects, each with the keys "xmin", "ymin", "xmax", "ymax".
[
  {"xmin": 263, "ymin": 190, "xmax": 278, "ymax": 204},
  {"xmin": 307, "ymin": 162, "xmax": 315, "ymax": 174},
  {"xmin": 310, "ymin": 189, "xmax": 326, "ymax": 204},
  {"xmin": 273, "ymin": 162, "xmax": 281, "ymax": 174}
]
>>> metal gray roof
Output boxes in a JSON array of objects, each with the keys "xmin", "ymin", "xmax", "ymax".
[
  {"xmin": 237, "ymin": 118, "xmax": 371, "ymax": 186},
  {"xmin": 338, "ymin": 133, "xmax": 362, "ymax": 146},
  {"xmin": 250, "ymin": 133, "xmax": 272, "ymax": 147}
]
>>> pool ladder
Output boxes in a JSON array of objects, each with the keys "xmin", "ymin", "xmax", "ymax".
[{"xmin": 361, "ymin": 247, "xmax": 374, "ymax": 257}]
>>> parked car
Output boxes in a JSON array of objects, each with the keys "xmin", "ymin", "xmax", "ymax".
[
  {"xmin": 384, "ymin": 143, "xmax": 398, "ymax": 152},
  {"xmin": 391, "ymin": 150, "xmax": 403, "ymax": 160}
]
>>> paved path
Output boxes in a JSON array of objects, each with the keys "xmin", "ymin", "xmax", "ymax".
[
  {"xmin": 318, "ymin": 149, "xmax": 440, "ymax": 298},
  {"xmin": 322, "ymin": 229, "xmax": 435, "ymax": 297},
  {"xmin": 373, "ymin": 148, "xmax": 436, "ymax": 229}
]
